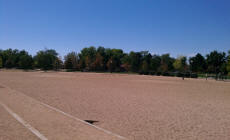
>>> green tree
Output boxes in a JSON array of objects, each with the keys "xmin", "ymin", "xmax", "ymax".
[
  {"xmin": 129, "ymin": 51, "xmax": 142, "ymax": 72},
  {"xmin": 1, "ymin": 49, "xmax": 20, "ymax": 68},
  {"xmin": 141, "ymin": 60, "xmax": 149, "ymax": 73},
  {"xmin": 53, "ymin": 57, "xmax": 63, "ymax": 70},
  {"xmin": 0, "ymin": 50, "xmax": 3, "ymax": 68},
  {"xmin": 206, "ymin": 51, "xmax": 226, "ymax": 74},
  {"xmin": 150, "ymin": 55, "xmax": 161, "ymax": 72},
  {"xmin": 189, "ymin": 53, "xmax": 206, "ymax": 73},
  {"xmin": 64, "ymin": 52, "xmax": 78, "ymax": 70},
  {"xmin": 104, "ymin": 48, "xmax": 124, "ymax": 72},
  {"xmin": 96, "ymin": 47, "xmax": 106, "ymax": 70},
  {"xmin": 107, "ymin": 58, "xmax": 115, "ymax": 72},
  {"xmin": 159, "ymin": 54, "xmax": 175, "ymax": 72},
  {"xmin": 18, "ymin": 50, "xmax": 33, "ymax": 69},
  {"xmin": 34, "ymin": 49, "xmax": 58, "ymax": 70},
  {"xmin": 79, "ymin": 59, "xmax": 86, "ymax": 70},
  {"xmin": 173, "ymin": 56, "xmax": 187, "ymax": 72},
  {"xmin": 0, "ymin": 49, "xmax": 34, "ymax": 69},
  {"xmin": 0, "ymin": 56, "xmax": 2, "ymax": 68},
  {"xmin": 139, "ymin": 51, "xmax": 152, "ymax": 73},
  {"xmin": 227, "ymin": 50, "xmax": 230, "ymax": 76},
  {"xmin": 121, "ymin": 54, "xmax": 131, "ymax": 72},
  {"xmin": 92, "ymin": 53, "xmax": 104, "ymax": 71},
  {"xmin": 79, "ymin": 46, "xmax": 97, "ymax": 71}
]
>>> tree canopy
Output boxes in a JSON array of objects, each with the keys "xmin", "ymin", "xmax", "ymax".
[
  {"xmin": 173, "ymin": 56, "xmax": 187, "ymax": 72},
  {"xmin": 189, "ymin": 53, "xmax": 206, "ymax": 73},
  {"xmin": 206, "ymin": 51, "xmax": 226, "ymax": 74},
  {"xmin": 0, "ymin": 47, "xmax": 229, "ymax": 77},
  {"xmin": 34, "ymin": 49, "xmax": 59, "ymax": 70},
  {"xmin": 226, "ymin": 51, "xmax": 230, "ymax": 76}
]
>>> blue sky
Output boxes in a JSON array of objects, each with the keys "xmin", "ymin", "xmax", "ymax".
[{"xmin": 0, "ymin": 0, "xmax": 229, "ymax": 57}]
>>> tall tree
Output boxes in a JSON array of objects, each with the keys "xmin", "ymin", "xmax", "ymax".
[
  {"xmin": 226, "ymin": 50, "xmax": 230, "ymax": 76},
  {"xmin": 129, "ymin": 51, "xmax": 142, "ymax": 72},
  {"xmin": 64, "ymin": 52, "xmax": 78, "ymax": 70},
  {"xmin": 173, "ymin": 56, "xmax": 187, "ymax": 72},
  {"xmin": 18, "ymin": 50, "xmax": 33, "ymax": 69},
  {"xmin": 189, "ymin": 53, "xmax": 206, "ymax": 73},
  {"xmin": 1, "ymin": 49, "xmax": 20, "ymax": 68},
  {"xmin": 0, "ymin": 56, "xmax": 2, "ymax": 68},
  {"xmin": 0, "ymin": 50, "xmax": 2, "ymax": 68},
  {"xmin": 79, "ymin": 46, "xmax": 97, "ymax": 70},
  {"xmin": 206, "ymin": 51, "xmax": 226, "ymax": 74},
  {"xmin": 104, "ymin": 48, "xmax": 124, "ymax": 72},
  {"xmin": 141, "ymin": 60, "xmax": 149, "ymax": 73},
  {"xmin": 53, "ymin": 57, "xmax": 63, "ymax": 70},
  {"xmin": 107, "ymin": 58, "xmax": 115, "ymax": 72},
  {"xmin": 159, "ymin": 54, "xmax": 175, "ymax": 72},
  {"xmin": 121, "ymin": 54, "xmax": 131, "ymax": 72},
  {"xmin": 96, "ymin": 47, "xmax": 106, "ymax": 70},
  {"xmin": 139, "ymin": 51, "xmax": 152, "ymax": 73},
  {"xmin": 34, "ymin": 49, "xmax": 59, "ymax": 70},
  {"xmin": 92, "ymin": 53, "xmax": 104, "ymax": 71},
  {"xmin": 150, "ymin": 55, "xmax": 161, "ymax": 72}
]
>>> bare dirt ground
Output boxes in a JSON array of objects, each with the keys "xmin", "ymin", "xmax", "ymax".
[
  {"xmin": 0, "ymin": 105, "xmax": 39, "ymax": 140},
  {"xmin": 0, "ymin": 70, "xmax": 230, "ymax": 140}
]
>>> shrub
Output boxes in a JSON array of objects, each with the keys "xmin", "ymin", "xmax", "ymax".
[
  {"xmin": 176, "ymin": 72, "xmax": 183, "ymax": 77},
  {"xmin": 143, "ymin": 71, "xmax": 149, "ymax": 75},
  {"xmin": 138, "ymin": 70, "xmax": 144, "ymax": 75},
  {"xmin": 191, "ymin": 73, "xmax": 198, "ymax": 78},
  {"xmin": 156, "ymin": 71, "xmax": 161, "ymax": 76},
  {"xmin": 162, "ymin": 72, "xmax": 170, "ymax": 76},
  {"xmin": 184, "ymin": 72, "xmax": 190, "ymax": 78},
  {"xmin": 149, "ymin": 71, "xmax": 156, "ymax": 75}
]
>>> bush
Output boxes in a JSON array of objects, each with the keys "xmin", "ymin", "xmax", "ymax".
[
  {"xmin": 138, "ymin": 70, "xmax": 144, "ymax": 75},
  {"xmin": 184, "ymin": 72, "xmax": 190, "ymax": 78},
  {"xmin": 191, "ymin": 73, "xmax": 198, "ymax": 78},
  {"xmin": 168, "ymin": 72, "xmax": 176, "ymax": 77},
  {"xmin": 0, "ymin": 57, "xmax": 2, "ymax": 68},
  {"xmin": 162, "ymin": 72, "xmax": 170, "ymax": 76},
  {"xmin": 143, "ymin": 71, "xmax": 149, "ymax": 75},
  {"xmin": 156, "ymin": 71, "xmax": 161, "ymax": 76},
  {"xmin": 149, "ymin": 71, "xmax": 156, "ymax": 75},
  {"xmin": 176, "ymin": 72, "xmax": 183, "ymax": 77}
]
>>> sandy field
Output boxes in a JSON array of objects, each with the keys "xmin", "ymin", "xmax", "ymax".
[{"xmin": 0, "ymin": 70, "xmax": 230, "ymax": 140}]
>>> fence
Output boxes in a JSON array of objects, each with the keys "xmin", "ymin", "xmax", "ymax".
[{"xmin": 198, "ymin": 73, "xmax": 230, "ymax": 81}]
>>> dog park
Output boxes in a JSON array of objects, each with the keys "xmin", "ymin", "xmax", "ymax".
[{"xmin": 1, "ymin": 1, "xmax": 230, "ymax": 139}]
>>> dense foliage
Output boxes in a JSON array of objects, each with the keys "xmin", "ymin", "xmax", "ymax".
[
  {"xmin": 0, "ymin": 47, "xmax": 229, "ymax": 76},
  {"xmin": 0, "ymin": 49, "xmax": 33, "ymax": 69},
  {"xmin": 33, "ymin": 49, "xmax": 60, "ymax": 70}
]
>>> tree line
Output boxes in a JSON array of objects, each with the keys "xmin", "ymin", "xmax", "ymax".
[{"xmin": 0, "ymin": 47, "xmax": 230, "ymax": 77}]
